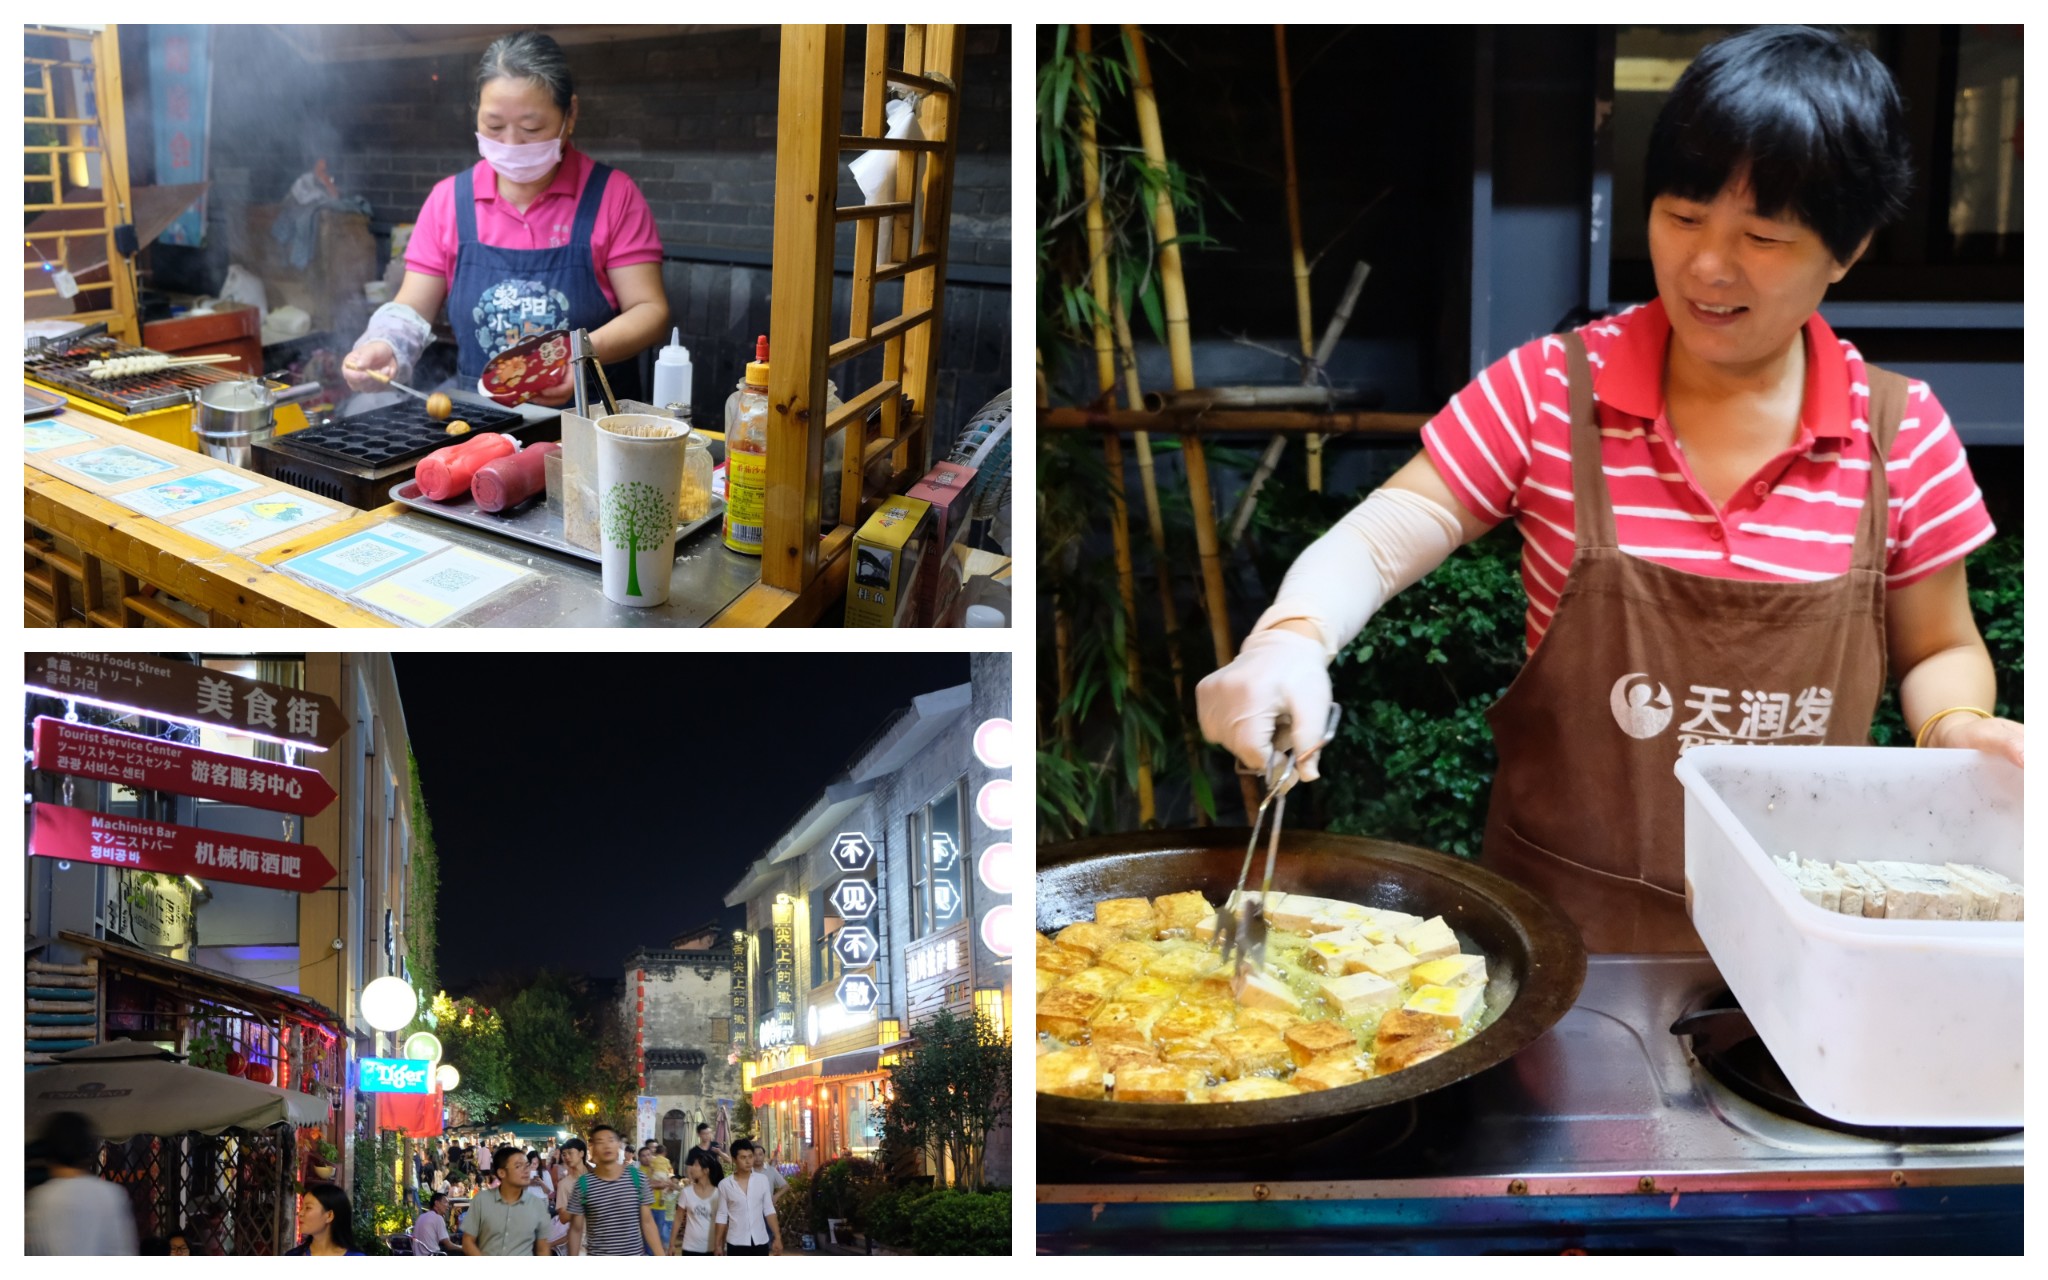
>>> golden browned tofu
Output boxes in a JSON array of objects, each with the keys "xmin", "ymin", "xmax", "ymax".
[
  {"xmin": 1114, "ymin": 1063, "xmax": 1206, "ymax": 1103},
  {"xmin": 1036, "ymin": 1045, "xmax": 1105, "ymax": 1098},
  {"xmin": 1097, "ymin": 1040, "xmax": 1161, "ymax": 1075},
  {"xmin": 1036, "ymin": 968, "xmax": 1058, "ymax": 995},
  {"xmin": 1211, "ymin": 1027, "xmax": 1291, "ymax": 1079},
  {"xmin": 1112, "ymin": 974, "xmax": 1181, "ymax": 1007},
  {"xmin": 1152, "ymin": 1001, "xmax": 1235, "ymax": 1045},
  {"xmin": 1206, "ymin": 1077, "xmax": 1302, "ymax": 1102},
  {"xmin": 1284, "ymin": 1021, "xmax": 1360, "ymax": 1067},
  {"xmin": 1095, "ymin": 897, "xmax": 1158, "ymax": 937},
  {"xmin": 1182, "ymin": 975, "xmax": 1237, "ymax": 1006},
  {"xmin": 1037, "ymin": 937, "xmax": 1094, "ymax": 977},
  {"xmin": 1037, "ymin": 987, "xmax": 1106, "ymax": 1041},
  {"xmin": 1374, "ymin": 1007, "xmax": 1441, "ymax": 1049},
  {"xmin": 1151, "ymin": 890, "xmax": 1214, "ymax": 934},
  {"xmin": 1237, "ymin": 1006, "xmax": 1308, "ymax": 1036},
  {"xmin": 1292, "ymin": 1055, "xmax": 1372, "ymax": 1092},
  {"xmin": 1378, "ymin": 1029, "xmax": 1454, "ymax": 1073},
  {"xmin": 1146, "ymin": 942, "xmax": 1223, "ymax": 983},
  {"xmin": 1159, "ymin": 1042, "xmax": 1229, "ymax": 1077},
  {"xmin": 1091, "ymin": 1000, "xmax": 1162, "ymax": 1038},
  {"xmin": 1055, "ymin": 921, "xmax": 1122, "ymax": 959},
  {"xmin": 1057, "ymin": 966, "xmax": 1127, "ymax": 998},
  {"xmin": 1097, "ymin": 940, "xmax": 1156, "ymax": 975}
]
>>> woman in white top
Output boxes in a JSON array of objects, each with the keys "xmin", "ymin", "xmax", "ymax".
[
  {"xmin": 669, "ymin": 1151, "xmax": 721, "ymax": 1256},
  {"xmin": 553, "ymin": 1138, "xmax": 589, "ymax": 1256}
]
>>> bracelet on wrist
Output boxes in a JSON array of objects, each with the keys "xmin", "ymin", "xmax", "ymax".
[{"xmin": 1913, "ymin": 705, "xmax": 1992, "ymax": 749}]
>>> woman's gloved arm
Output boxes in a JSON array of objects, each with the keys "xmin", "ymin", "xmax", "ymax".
[{"xmin": 344, "ymin": 272, "xmax": 447, "ymax": 391}]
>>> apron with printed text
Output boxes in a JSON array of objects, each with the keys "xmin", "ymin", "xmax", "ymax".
[
  {"xmin": 451, "ymin": 162, "xmax": 642, "ymax": 402},
  {"xmin": 1480, "ymin": 331, "xmax": 1907, "ymax": 953}
]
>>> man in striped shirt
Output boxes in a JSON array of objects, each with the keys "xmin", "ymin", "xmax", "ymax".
[
  {"xmin": 563, "ymin": 1124, "xmax": 662, "ymax": 1257},
  {"xmin": 1199, "ymin": 26, "xmax": 2022, "ymax": 952}
]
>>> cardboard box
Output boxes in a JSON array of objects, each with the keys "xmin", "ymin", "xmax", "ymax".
[
  {"xmin": 907, "ymin": 461, "xmax": 978, "ymax": 626},
  {"xmin": 846, "ymin": 495, "xmax": 933, "ymax": 627}
]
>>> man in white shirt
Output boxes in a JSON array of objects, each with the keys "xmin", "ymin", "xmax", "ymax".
[
  {"xmin": 712, "ymin": 1139, "xmax": 783, "ymax": 1256},
  {"xmin": 26, "ymin": 1111, "xmax": 137, "ymax": 1256},
  {"xmin": 412, "ymin": 1190, "xmax": 458, "ymax": 1255}
]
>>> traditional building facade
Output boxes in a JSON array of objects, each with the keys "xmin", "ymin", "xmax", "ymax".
[{"xmin": 625, "ymin": 928, "xmax": 745, "ymax": 1159}]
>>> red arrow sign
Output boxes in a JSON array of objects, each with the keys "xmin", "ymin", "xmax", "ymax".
[
  {"xmin": 33, "ymin": 717, "xmax": 337, "ymax": 817},
  {"xmin": 30, "ymin": 803, "xmax": 338, "ymax": 894}
]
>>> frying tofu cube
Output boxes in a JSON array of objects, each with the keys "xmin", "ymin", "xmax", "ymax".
[
  {"xmin": 1355, "ymin": 942, "xmax": 1419, "ymax": 985},
  {"xmin": 1112, "ymin": 974, "xmax": 1181, "ymax": 1006},
  {"xmin": 1235, "ymin": 969, "xmax": 1303, "ymax": 1013},
  {"xmin": 1036, "ymin": 969, "xmax": 1059, "ymax": 996},
  {"xmin": 1304, "ymin": 935, "xmax": 1373, "ymax": 976},
  {"xmin": 1284, "ymin": 1021, "xmax": 1360, "ymax": 1067},
  {"xmin": 1404, "ymin": 982, "xmax": 1485, "ymax": 1032},
  {"xmin": 1410, "ymin": 954, "xmax": 1487, "ymax": 989},
  {"xmin": 1153, "ymin": 1001, "xmax": 1235, "ymax": 1045},
  {"xmin": 1055, "ymin": 921, "xmax": 1122, "ymax": 958},
  {"xmin": 1037, "ymin": 987, "xmax": 1106, "ymax": 1041},
  {"xmin": 1212, "ymin": 1027, "xmax": 1292, "ymax": 1078},
  {"xmin": 1098, "ymin": 1041, "xmax": 1162, "ymax": 1075},
  {"xmin": 1114, "ymin": 1063, "xmax": 1206, "ymax": 1103},
  {"xmin": 1036, "ymin": 1046, "xmax": 1105, "ymax": 1099},
  {"xmin": 1374, "ymin": 1008, "xmax": 1441, "ymax": 1049},
  {"xmin": 1319, "ymin": 970, "xmax": 1402, "ymax": 1019},
  {"xmin": 1263, "ymin": 895, "xmax": 1339, "ymax": 933},
  {"xmin": 1092, "ymin": 1021, "xmax": 1151, "ymax": 1050},
  {"xmin": 1146, "ymin": 943, "xmax": 1223, "ymax": 983},
  {"xmin": 1058, "ymin": 966, "xmax": 1126, "ymax": 998},
  {"xmin": 1833, "ymin": 862, "xmax": 1887, "ymax": 918},
  {"xmin": 1206, "ymin": 1077, "xmax": 1303, "ymax": 1102},
  {"xmin": 1237, "ymin": 1007, "xmax": 1308, "ymax": 1036},
  {"xmin": 1097, "ymin": 940, "xmax": 1157, "ymax": 975},
  {"xmin": 1947, "ymin": 864, "xmax": 2023, "ymax": 921},
  {"xmin": 1292, "ymin": 1056, "xmax": 1372, "ymax": 1092},
  {"xmin": 1152, "ymin": 891, "xmax": 1214, "ymax": 934},
  {"xmin": 1367, "ymin": 907, "xmax": 1424, "ymax": 934},
  {"xmin": 1192, "ymin": 912, "xmax": 1223, "ymax": 943},
  {"xmin": 1159, "ymin": 1042, "xmax": 1229, "ymax": 1076},
  {"xmin": 1091, "ymin": 1001, "xmax": 1162, "ymax": 1038},
  {"xmin": 1037, "ymin": 937, "xmax": 1094, "ymax": 977},
  {"xmin": 1307, "ymin": 901, "xmax": 1378, "ymax": 934},
  {"xmin": 1397, "ymin": 916, "xmax": 1460, "ymax": 962},
  {"xmin": 1182, "ymin": 975, "xmax": 1237, "ymax": 1006},
  {"xmin": 1378, "ymin": 1030, "xmax": 1454, "ymax": 1073},
  {"xmin": 1095, "ymin": 897, "xmax": 1159, "ymax": 937}
]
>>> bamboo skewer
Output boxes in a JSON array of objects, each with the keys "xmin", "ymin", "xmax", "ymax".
[
  {"xmin": 1080, "ymin": 24, "xmax": 1155, "ymax": 824},
  {"xmin": 1126, "ymin": 23, "xmax": 1262, "ymax": 823},
  {"xmin": 1276, "ymin": 25, "xmax": 1324, "ymax": 494},
  {"xmin": 84, "ymin": 351, "xmax": 238, "ymax": 379}
]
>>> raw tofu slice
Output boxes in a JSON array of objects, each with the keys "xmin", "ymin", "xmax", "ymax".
[
  {"xmin": 1206, "ymin": 1077, "xmax": 1302, "ymax": 1102},
  {"xmin": 1152, "ymin": 890, "xmax": 1214, "ymax": 934},
  {"xmin": 1097, "ymin": 940, "xmax": 1156, "ymax": 975},
  {"xmin": 1304, "ymin": 934, "xmax": 1373, "ymax": 976},
  {"xmin": 1284, "ymin": 1021, "xmax": 1360, "ymax": 1067},
  {"xmin": 1292, "ymin": 1055, "xmax": 1372, "ymax": 1092},
  {"xmin": 1153, "ymin": 1001, "xmax": 1235, "ymax": 1045},
  {"xmin": 1237, "ymin": 1006, "xmax": 1308, "ymax": 1036},
  {"xmin": 1396, "ymin": 916, "xmax": 1460, "ymax": 962},
  {"xmin": 1263, "ymin": 895, "xmax": 1339, "ymax": 933},
  {"xmin": 1091, "ymin": 1000, "xmax": 1162, "ymax": 1038},
  {"xmin": 1355, "ymin": 942, "xmax": 1419, "ymax": 985},
  {"xmin": 1057, "ymin": 966, "xmax": 1126, "ymax": 998},
  {"xmin": 1404, "ymin": 982, "xmax": 1485, "ymax": 1032},
  {"xmin": 1832, "ymin": 862, "xmax": 1887, "ymax": 918},
  {"xmin": 1037, "ymin": 936, "xmax": 1094, "ymax": 976},
  {"xmin": 1937, "ymin": 865, "xmax": 2000, "ymax": 921},
  {"xmin": 1212, "ymin": 1027, "xmax": 1292, "ymax": 1078},
  {"xmin": 1319, "ymin": 970, "xmax": 1402, "ymax": 1019},
  {"xmin": 1235, "ymin": 969, "xmax": 1304, "ymax": 1013},
  {"xmin": 1112, "ymin": 974, "xmax": 1180, "ymax": 1006},
  {"xmin": 1411, "ymin": 954, "xmax": 1487, "ymax": 989},
  {"xmin": 1827, "ymin": 864, "xmax": 1865, "ymax": 917},
  {"xmin": 1036, "ymin": 1046, "xmax": 1105, "ymax": 1098},
  {"xmin": 1146, "ymin": 942, "xmax": 1223, "ymax": 983},
  {"xmin": 1037, "ymin": 987, "xmax": 1105, "ymax": 1041},
  {"xmin": 1947, "ymin": 864, "xmax": 2023, "ymax": 921},
  {"xmin": 1114, "ymin": 1063, "xmax": 1206, "ymax": 1103},
  {"xmin": 1378, "ymin": 1029, "xmax": 1454, "ymax": 1073},
  {"xmin": 1788, "ymin": 859, "xmax": 1843, "ymax": 912},
  {"xmin": 1095, "ymin": 896, "xmax": 1158, "ymax": 936},
  {"xmin": 1055, "ymin": 921, "xmax": 1122, "ymax": 958},
  {"xmin": 1864, "ymin": 861, "xmax": 1967, "ymax": 920}
]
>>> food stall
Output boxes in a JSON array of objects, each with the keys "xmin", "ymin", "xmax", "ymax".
[{"xmin": 23, "ymin": 23, "xmax": 1010, "ymax": 628}]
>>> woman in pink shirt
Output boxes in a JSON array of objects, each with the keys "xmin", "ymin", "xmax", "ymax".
[
  {"xmin": 344, "ymin": 30, "xmax": 668, "ymax": 404},
  {"xmin": 1198, "ymin": 26, "xmax": 2022, "ymax": 952}
]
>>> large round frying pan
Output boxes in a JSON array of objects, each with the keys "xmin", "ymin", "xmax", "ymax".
[{"xmin": 1037, "ymin": 828, "xmax": 1587, "ymax": 1158}]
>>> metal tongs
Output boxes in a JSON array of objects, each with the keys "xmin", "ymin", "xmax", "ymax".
[
  {"xmin": 570, "ymin": 328, "xmax": 620, "ymax": 418},
  {"xmin": 1215, "ymin": 702, "xmax": 1343, "ymax": 983}
]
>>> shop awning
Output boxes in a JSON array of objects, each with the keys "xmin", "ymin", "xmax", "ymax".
[
  {"xmin": 27, "ymin": 1041, "xmax": 330, "ymax": 1141},
  {"xmin": 751, "ymin": 1047, "xmax": 887, "ymax": 1100}
]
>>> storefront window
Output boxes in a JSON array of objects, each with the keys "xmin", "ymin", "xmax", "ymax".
[
  {"xmin": 810, "ymin": 887, "xmax": 842, "ymax": 987},
  {"xmin": 907, "ymin": 777, "xmax": 968, "ymax": 939}
]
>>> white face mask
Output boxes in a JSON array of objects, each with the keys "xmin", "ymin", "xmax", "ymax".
[{"xmin": 476, "ymin": 121, "xmax": 566, "ymax": 184}]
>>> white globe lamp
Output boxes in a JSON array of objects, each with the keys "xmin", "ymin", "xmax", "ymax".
[
  {"xmin": 361, "ymin": 975, "xmax": 418, "ymax": 1033},
  {"xmin": 436, "ymin": 1064, "xmax": 461, "ymax": 1092}
]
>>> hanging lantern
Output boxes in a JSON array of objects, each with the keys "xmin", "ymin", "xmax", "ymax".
[
  {"xmin": 360, "ymin": 976, "xmax": 418, "ymax": 1032},
  {"xmin": 436, "ymin": 1064, "xmax": 461, "ymax": 1091}
]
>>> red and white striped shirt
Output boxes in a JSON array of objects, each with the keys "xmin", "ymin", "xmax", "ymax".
[{"xmin": 1421, "ymin": 300, "xmax": 1995, "ymax": 651}]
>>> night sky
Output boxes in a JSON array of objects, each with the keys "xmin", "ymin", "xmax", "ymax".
[{"xmin": 392, "ymin": 653, "xmax": 971, "ymax": 991}]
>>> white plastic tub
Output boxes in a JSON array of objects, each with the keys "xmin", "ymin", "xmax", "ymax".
[{"xmin": 1674, "ymin": 744, "xmax": 2022, "ymax": 1127}]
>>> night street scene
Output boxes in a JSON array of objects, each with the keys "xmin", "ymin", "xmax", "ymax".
[{"xmin": 24, "ymin": 650, "xmax": 1015, "ymax": 1255}]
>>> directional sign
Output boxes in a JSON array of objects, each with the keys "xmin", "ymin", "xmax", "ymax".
[
  {"xmin": 827, "ymin": 831, "xmax": 875, "ymax": 873},
  {"xmin": 33, "ymin": 717, "xmax": 337, "ymax": 816},
  {"xmin": 933, "ymin": 878, "xmax": 963, "ymax": 924},
  {"xmin": 28, "ymin": 653, "xmax": 347, "ymax": 750},
  {"xmin": 832, "ymin": 925, "xmax": 878, "ymax": 968},
  {"xmin": 30, "ymin": 803, "xmax": 337, "ymax": 894},
  {"xmin": 929, "ymin": 831, "xmax": 960, "ymax": 871},
  {"xmin": 835, "ymin": 973, "xmax": 879, "ymax": 1015},
  {"xmin": 829, "ymin": 878, "xmax": 877, "ymax": 921}
]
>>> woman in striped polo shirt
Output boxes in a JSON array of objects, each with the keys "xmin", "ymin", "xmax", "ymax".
[{"xmin": 1198, "ymin": 26, "xmax": 2022, "ymax": 953}]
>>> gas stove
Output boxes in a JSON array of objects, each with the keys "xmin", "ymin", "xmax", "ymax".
[{"xmin": 1036, "ymin": 956, "xmax": 2022, "ymax": 1253}]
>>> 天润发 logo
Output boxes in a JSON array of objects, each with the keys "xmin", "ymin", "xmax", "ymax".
[{"xmin": 1610, "ymin": 673, "xmax": 1674, "ymax": 738}]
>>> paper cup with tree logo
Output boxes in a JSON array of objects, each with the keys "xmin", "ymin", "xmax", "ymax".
[{"xmin": 595, "ymin": 414, "xmax": 686, "ymax": 607}]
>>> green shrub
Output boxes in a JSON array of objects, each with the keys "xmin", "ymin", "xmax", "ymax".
[
  {"xmin": 811, "ymin": 1155, "xmax": 880, "ymax": 1225},
  {"xmin": 864, "ymin": 1184, "xmax": 941, "ymax": 1248},
  {"xmin": 847, "ymin": 1178, "xmax": 892, "ymax": 1237},
  {"xmin": 773, "ymin": 1173, "xmax": 813, "ymax": 1236},
  {"xmin": 909, "ymin": 1189, "xmax": 1011, "ymax": 1256}
]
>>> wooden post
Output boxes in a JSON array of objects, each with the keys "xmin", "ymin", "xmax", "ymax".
[
  {"xmin": 898, "ymin": 24, "xmax": 963, "ymax": 478},
  {"xmin": 1126, "ymin": 24, "xmax": 1258, "ymax": 820}
]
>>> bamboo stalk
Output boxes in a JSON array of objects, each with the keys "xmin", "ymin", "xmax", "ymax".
[
  {"xmin": 1080, "ymin": 24, "xmax": 1154, "ymax": 824},
  {"xmin": 1126, "ymin": 22, "xmax": 1258, "ymax": 821},
  {"xmin": 1276, "ymin": 25, "xmax": 1322, "ymax": 494},
  {"xmin": 1054, "ymin": 605, "xmax": 1075, "ymax": 744},
  {"xmin": 1149, "ymin": 385, "xmax": 1340, "ymax": 411}
]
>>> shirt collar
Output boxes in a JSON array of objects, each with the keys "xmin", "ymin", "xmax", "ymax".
[
  {"xmin": 1595, "ymin": 297, "xmax": 1854, "ymax": 443},
  {"xmin": 472, "ymin": 144, "xmax": 586, "ymax": 205}
]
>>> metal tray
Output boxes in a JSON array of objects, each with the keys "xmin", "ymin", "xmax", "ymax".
[
  {"xmin": 390, "ymin": 479, "xmax": 725, "ymax": 565},
  {"xmin": 24, "ymin": 386, "xmax": 68, "ymax": 419}
]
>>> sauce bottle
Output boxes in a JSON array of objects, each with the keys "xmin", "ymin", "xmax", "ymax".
[{"xmin": 722, "ymin": 335, "xmax": 770, "ymax": 555}]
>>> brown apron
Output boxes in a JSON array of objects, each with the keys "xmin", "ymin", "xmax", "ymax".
[{"xmin": 1480, "ymin": 332, "xmax": 1907, "ymax": 952}]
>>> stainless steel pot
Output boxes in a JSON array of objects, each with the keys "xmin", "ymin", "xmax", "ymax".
[{"xmin": 193, "ymin": 378, "xmax": 319, "ymax": 468}]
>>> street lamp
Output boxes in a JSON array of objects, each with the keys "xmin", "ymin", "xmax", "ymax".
[
  {"xmin": 436, "ymin": 1064, "xmax": 460, "ymax": 1092},
  {"xmin": 583, "ymin": 1099, "xmax": 597, "ymax": 1115},
  {"xmin": 361, "ymin": 976, "xmax": 417, "ymax": 1033}
]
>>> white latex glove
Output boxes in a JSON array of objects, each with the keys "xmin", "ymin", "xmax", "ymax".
[
  {"xmin": 345, "ymin": 301, "xmax": 433, "ymax": 390},
  {"xmin": 1196, "ymin": 627, "xmax": 1336, "ymax": 783}
]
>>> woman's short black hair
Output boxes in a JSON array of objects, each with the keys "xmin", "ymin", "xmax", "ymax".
[{"xmin": 1643, "ymin": 25, "xmax": 1912, "ymax": 263}]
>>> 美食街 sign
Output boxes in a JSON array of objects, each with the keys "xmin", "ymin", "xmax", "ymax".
[
  {"xmin": 29, "ymin": 803, "xmax": 336, "ymax": 894},
  {"xmin": 27, "ymin": 653, "xmax": 347, "ymax": 750},
  {"xmin": 33, "ymin": 717, "xmax": 337, "ymax": 817},
  {"xmin": 359, "ymin": 1058, "xmax": 433, "ymax": 1094}
]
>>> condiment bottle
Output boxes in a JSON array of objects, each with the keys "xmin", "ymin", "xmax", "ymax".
[
  {"xmin": 651, "ymin": 327, "xmax": 693, "ymax": 416},
  {"xmin": 722, "ymin": 336, "xmax": 770, "ymax": 555}
]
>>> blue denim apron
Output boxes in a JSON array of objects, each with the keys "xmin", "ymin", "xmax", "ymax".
[{"xmin": 451, "ymin": 161, "xmax": 642, "ymax": 401}]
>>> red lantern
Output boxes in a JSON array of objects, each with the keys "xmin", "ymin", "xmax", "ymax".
[
  {"xmin": 247, "ymin": 1063, "xmax": 274, "ymax": 1085},
  {"xmin": 225, "ymin": 1050, "xmax": 247, "ymax": 1076}
]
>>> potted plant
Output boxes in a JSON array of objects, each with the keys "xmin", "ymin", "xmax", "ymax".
[{"xmin": 310, "ymin": 1139, "xmax": 341, "ymax": 1181}]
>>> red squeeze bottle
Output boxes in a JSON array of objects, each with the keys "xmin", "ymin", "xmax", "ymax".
[
  {"xmin": 471, "ymin": 441, "xmax": 561, "ymax": 512},
  {"xmin": 415, "ymin": 432, "xmax": 518, "ymax": 501}
]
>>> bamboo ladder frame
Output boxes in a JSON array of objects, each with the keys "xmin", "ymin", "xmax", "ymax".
[
  {"xmin": 718, "ymin": 24, "xmax": 962, "ymax": 624},
  {"xmin": 22, "ymin": 25, "xmax": 140, "ymax": 344}
]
